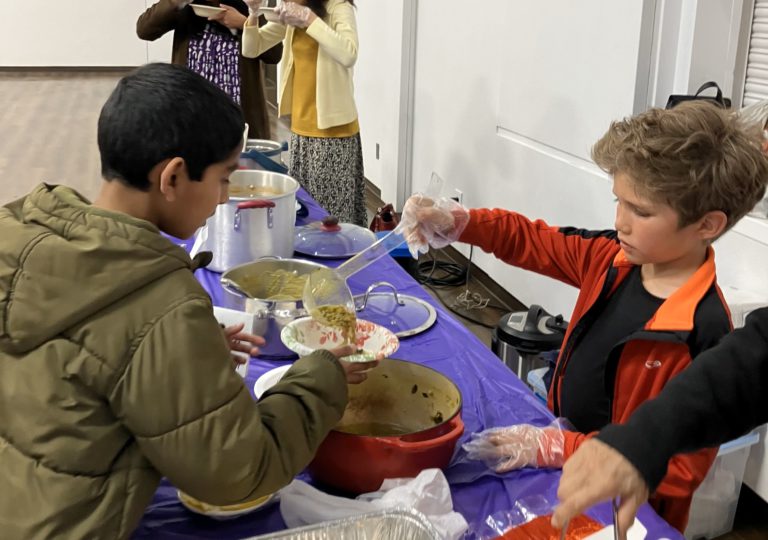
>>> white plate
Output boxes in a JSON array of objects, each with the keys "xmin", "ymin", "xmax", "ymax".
[
  {"xmin": 178, "ymin": 490, "xmax": 276, "ymax": 520},
  {"xmin": 190, "ymin": 4, "xmax": 226, "ymax": 18},
  {"xmin": 258, "ymin": 6, "xmax": 280, "ymax": 22},
  {"xmin": 253, "ymin": 364, "xmax": 292, "ymax": 399}
]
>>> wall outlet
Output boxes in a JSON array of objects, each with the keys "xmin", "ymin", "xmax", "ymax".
[{"xmin": 451, "ymin": 189, "xmax": 464, "ymax": 205}]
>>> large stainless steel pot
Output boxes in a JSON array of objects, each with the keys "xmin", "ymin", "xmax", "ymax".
[
  {"xmin": 220, "ymin": 258, "xmax": 326, "ymax": 358},
  {"xmin": 203, "ymin": 170, "xmax": 299, "ymax": 272},
  {"xmin": 309, "ymin": 359, "xmax": 464, "ymax": 494}
]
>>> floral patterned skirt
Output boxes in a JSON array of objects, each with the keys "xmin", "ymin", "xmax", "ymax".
[{"xmin": 288, "ymin": 133, "xmax": 367, "ymax": 226}]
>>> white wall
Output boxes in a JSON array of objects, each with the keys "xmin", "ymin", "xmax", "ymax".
[
  {"xmin": 407, "ymin": 0, "xmax": 650, "ymax": 316},
  {"xmin": 353, "ymin": 0, "xmax": 406, "ymax": 203},
  {"xmin": 0, "ymin": 1, "xmax": 173, "ymax": 67},
  {"xmin": 689, "ymin": 0, "xmax": 745, "ymax": 101},
  {"xmin": 396, "ymin": 0, "xmax": 768, "ymax": 320},
  {"xmin": 648, "ymin": 0, "xmax": 746, "ymax": 108}
]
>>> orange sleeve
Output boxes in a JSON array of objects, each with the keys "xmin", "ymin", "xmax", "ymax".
[
  {"xmin": 561, "ymin": 429, "xmax": 596, "ymax": 461},
  {"xmin": 459, "ymin": 208, "xmax": 618, "ymax": 289}
]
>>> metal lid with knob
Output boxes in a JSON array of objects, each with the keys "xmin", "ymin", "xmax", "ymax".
[
  {"xmin": 294, "ymin": 216, "xmax": 377, "ymax": 258},
  {"xmin": 494, "ymin": 304, "xmax": 568, "ymax": 354},
  {"xmin": 353, "ymin": 282, "xmax": 437, "ymax": 338}
]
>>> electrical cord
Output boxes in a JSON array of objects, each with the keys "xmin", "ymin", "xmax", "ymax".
[
  {"xmin": 424, "ymin": 283, "xmax": 503, "ymax": 329},
  {"xmin": 415, "ymin": 246, "xmax": 511, "ymax": 329},
  {"xmin": 414, "ymin": 256, "xmax": 467, "ymax": 287}
]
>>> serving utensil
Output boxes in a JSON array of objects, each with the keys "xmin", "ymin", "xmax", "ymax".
[{"xmin": 302, "ymin": 174, "xmax": 445, "ymax": 341}]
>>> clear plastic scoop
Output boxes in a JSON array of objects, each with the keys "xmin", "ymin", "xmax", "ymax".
[{"xmin": 303, "ymin": 173, "xmax": 445, "ymax": 343}]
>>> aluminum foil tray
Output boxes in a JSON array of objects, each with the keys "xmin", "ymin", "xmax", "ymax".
[{"xmin": 246, "ymin": 508, "xmax": 441, "ymax": 540}]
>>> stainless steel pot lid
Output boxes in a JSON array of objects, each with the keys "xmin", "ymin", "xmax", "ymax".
[
  {"xmin": 353, "ymin": 282, "xmax": 437, "ymax": 338},
  {"xmin": 244, "ymin": 139, "xmax": 285, "ymax": 156},
  {"xmin": 294, "ymin": 217, "xmax": 377, "ymax": 258}
]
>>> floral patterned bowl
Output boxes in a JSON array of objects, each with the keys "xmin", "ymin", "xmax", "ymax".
[{"xmin": 280, "ymin": 317, "xmax": 399, "ymax": 363}]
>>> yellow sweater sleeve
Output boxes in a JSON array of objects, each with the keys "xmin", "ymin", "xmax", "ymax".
[
  {"xmin": 242, "ymin": 18, "xmax": 287, "ymax": 58},
  {"xmin": 305, "ymin": 2, "xmax": 358, "ymax": 68}
]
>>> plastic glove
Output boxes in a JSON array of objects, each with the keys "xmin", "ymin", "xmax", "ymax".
[
  {"xmin": 277, "ymin": 2, "xmax": 315, "ymax": 28},
  {"xmin": 462, "ymin": 423, "xmax": 565, "ymax": 472},
  {"xmin": 400, "ymin": 194, "xmax": 470, "ymax": 258},
  {"xmin": 243, "ymin": 0, "xmax": 262, "ymax": 14}
]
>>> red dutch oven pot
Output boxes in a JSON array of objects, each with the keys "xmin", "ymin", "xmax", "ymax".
[{"xmin": 309, "ymin": 358, "xmax": 464, "ymax": 494}]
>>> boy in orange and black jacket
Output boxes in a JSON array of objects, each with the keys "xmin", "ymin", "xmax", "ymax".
[{"xmin": 399, "ymin": 101, "xmax": 768, "ymax": 532}]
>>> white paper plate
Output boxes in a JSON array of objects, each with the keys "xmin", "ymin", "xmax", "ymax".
[
  {"xmin": 280, "ymin": 317, "xmax": 399, "ymax": 363},
  {"xmin": 190, "ymin": 4, "xmax": 226, "ymax": 18},
  {"xmin": 253, "ymin": 364, "xmax": 292, "ymax": 399},
  {"xmin": 178, "ymin": 490, "xmax": 276, "ymax": 520}
]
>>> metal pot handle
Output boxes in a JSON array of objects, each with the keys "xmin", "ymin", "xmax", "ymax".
[
  {"xmin": 370, "ymin": 415, "xmax": 464, "ymax": 451},
  {"xmin": 234, "ymin": 199, "xmax": 275, "ymax": 231},
  {"xmin": 237, "ymin": 200, "xmax": 276, "ymax": 210},
  {"xmin": 220, "ymin": 277, "xmax": 252, "ymax": 299},
  {"xmin": 356, "ymin": 281, "xmax": 406, "ymax": 311}
]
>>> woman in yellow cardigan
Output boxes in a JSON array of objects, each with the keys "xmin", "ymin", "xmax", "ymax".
[{"xmin": 242, "ymin": 0, "xmax": 365, "ymax": 225}]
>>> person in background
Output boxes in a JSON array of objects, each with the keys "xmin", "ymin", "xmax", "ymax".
[
  {"xmin": 552, "ymin": 306, "xmax": 768, "ymax": 539},
  {"xmin": 241, "ymin": 0, "xmax": 367, "ymax": 226},
  {"xmin": 399, "ymin": 101, "xmax": 768, "ymax": 531},
  {"xmin": 0, "ymin": 63, "xmax": 377, "ymax": 540},
  {"xmin": 137, "ymin": 0, "xmax": 282, "ymax": 139}
]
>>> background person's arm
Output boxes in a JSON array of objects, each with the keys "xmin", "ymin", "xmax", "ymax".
[
  {"xmin": 254, "ymin": 17, "xmax": 284, "ymax": 65},
  {"xmin": 242, "ymin": 18, "xmax": 286, "ymax": 58},
  {"xmin": 306, "ymin": 2, "xmax": 358, "ymax": 68},
  {"xmin": 137, "ymin": 0, "xmax": 185, "ymax": 41},
  {"xmin": 553, "ymin": 307, "xmax": 768, "ymax": 535},
  {"xmin": 597, "ymin": 306, "xmax": 768, "ymax": 491}
]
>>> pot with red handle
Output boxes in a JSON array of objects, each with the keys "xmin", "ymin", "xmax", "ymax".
[
  {"xmin": 202, "ymin": 170, "xmax": 299, "ymax": 272},
  {"xmin": 309, "ymin": 358, "xmax": 464, "ymax": 494}
]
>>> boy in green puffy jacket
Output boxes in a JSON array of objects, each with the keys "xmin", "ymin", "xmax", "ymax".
[{"xmin": 0, "ymin": 63, "xmax": 375, "ymax": 540}]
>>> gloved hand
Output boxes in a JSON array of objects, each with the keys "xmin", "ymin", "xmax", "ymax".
[
  {"xmin": 243, "ymin": 0, "xmax": 262, "ymax": 14},
  {"xmin": 400, "ymin": 194, "xmax": 470, "ymax": 258},
  {"xmin": 463, "ymin": 423, "xmax": 566, "ymax": 472},
  {"xmin": 277, "ymin": 1, "xmax": 316, "ymax": 28}
]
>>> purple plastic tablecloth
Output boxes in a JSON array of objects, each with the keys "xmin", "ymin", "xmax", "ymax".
[{"xmin": 134, "ymin": 188, "xmax": 682, "ymax": 539}]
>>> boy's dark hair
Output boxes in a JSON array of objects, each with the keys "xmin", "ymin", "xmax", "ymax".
[
  {"xmin": 593, "ymin": 101, "xmax": 768, "ymax": 234},
  {"xmin": 98, "ymin": 63, "xmax": 244, "ymax": 191}
]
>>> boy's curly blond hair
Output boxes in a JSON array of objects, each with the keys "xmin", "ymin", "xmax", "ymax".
[{"xmin": 592, "ymin": 101, "xmax": 768, "ymax": 232}]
